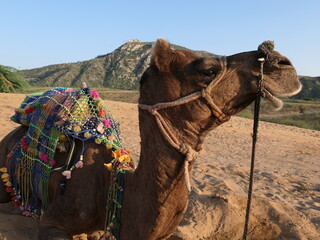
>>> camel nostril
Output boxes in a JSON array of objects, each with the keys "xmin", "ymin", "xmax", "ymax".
[{"xmin": 278, "ymin": 59, "xmax": 292, "ymax": 66}]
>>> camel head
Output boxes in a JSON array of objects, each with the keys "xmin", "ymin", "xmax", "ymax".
[
  {"xmin": 226, "ymin": 40, "xmax": 302, "ymax": 111},
  {"xmin": 139, "ymin": 38, "xmax": 301, "ymax": 149}
]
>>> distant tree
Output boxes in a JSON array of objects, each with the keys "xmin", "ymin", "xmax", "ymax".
[{"xmin": 0, "ymin": 65, "xmax": 29, "ymax": 92}]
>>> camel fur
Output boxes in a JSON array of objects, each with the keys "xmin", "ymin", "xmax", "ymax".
[{"xmin": 0, "ymin": 38, "xmax": 301, "ymax": 240}]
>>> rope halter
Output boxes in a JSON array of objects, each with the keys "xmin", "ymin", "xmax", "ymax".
[{"xmin": 139, "ymin": 56, "xmax": 228, "ymax": 191}]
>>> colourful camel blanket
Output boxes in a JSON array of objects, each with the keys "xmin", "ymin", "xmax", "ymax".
[{"xmin": 1, "ymin": 87, "xmax": 133, "ymax": 222}]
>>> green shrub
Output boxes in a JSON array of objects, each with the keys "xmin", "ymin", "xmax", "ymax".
[{"xmin": 0, "ymin": 65, "xmax": 29, "ymax": 93}]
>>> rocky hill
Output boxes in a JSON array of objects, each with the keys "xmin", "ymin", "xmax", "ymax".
[
  {"xmin": 18, "ymin": 40, "xmax": 320, "ymax": 98},
  {"xmin": 291, "ymin": 76, "xmax": 320, "ymax": 100},
  {"xmin": 20, "ymin": 40, "xmax": 217, "ymax": 90}
]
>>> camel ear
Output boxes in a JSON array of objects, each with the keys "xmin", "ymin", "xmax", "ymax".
[{"xmin": 152, "ymin": 38, "xmax": 173, "ymax": 72}]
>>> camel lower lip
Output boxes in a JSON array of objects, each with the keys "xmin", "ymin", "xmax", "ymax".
[{"xmin": 262, "ymin": 88, "xmax": 283, "ymax": 110}]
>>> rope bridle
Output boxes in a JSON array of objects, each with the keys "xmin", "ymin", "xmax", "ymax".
[
  {"xmin": 138, "ymin": 56, "xmax": 228, "ymax": 191},
  {"xmin": 139, "ymin": 53, "xmax": 267, "ymax": 239}
]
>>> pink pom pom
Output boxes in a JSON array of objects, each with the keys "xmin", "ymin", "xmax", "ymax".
[
  {"xmin": 64, "ymin": 88, "xmax": 73, "ymax": 92},
  {"xmin": 97, "ymin": 122, "xmax": 105, "ymax": 134},
  {"xmin": 40, "ymin": 153, "xmax": 49, "ymax": 163},
  {"xmin": 90, "ymin": 90, "xmax": 100, "ymax": 99},
  {"xmin": 49, "ymin": 160, "xmax": 56, "ymax": 166},
  {"xmin": 121, "ymin": 149, "xmax": 127, "ymax": 155},
  {"xmin": 103, "ymin": 119, "xmax": 111, "ymax": 128},
  {"xmin": 75, "ymin": 161, "xmax": 84, "ymax": 168},
  {"xmin": 62, "ymin": 170, "xmax": 72, "ymax": 179}
]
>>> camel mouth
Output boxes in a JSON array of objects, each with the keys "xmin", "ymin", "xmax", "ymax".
[
  {"xmin": 261, "ymin": 78, "xmax": 302, "ymax": 111},
  {"xmin": 262, "ymin": 88, "xmax": 284, "ymax": 110}
]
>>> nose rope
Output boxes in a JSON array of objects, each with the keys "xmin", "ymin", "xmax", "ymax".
[
  {"xmin": 242, "ymin": 57, "xmax": 265, "ymax": 240},
  {"xmin": 139, "ymin": 57, "xmax": 227, "ymax": 191}
]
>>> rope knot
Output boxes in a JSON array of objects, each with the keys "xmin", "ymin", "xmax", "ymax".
[
  {"xmin": 150, "ymin": 108, "xmax": 157, "ymax": 115},
  {"xmin": 145, "ymin": 105, "xmax": 157, "ymax": 115},
  {"xmin": 179, "ymin": 143, "xmax": 199, "ymax": 192},
  {"xmin": 201, "ymin": 88, "xmax": 209, "ymax": 99},
  {"xmin": 138, "ymin": 104, "xmax": 157, "ymax": 115},
  {"xmin": 179, "ymin": 143, "xmax": 190, "ymax": 155},
  {"xmin": 179, "ymin": 144, "xmax": 199, "ymax": 162},
  {"xmin": 258, "ymin": 40, "xmax": 275, "ymax": 57}
]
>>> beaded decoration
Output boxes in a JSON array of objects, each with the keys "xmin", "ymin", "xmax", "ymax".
[{"xmin": 2, "ymin": 87, "xmax": 134, "ymax": 223}]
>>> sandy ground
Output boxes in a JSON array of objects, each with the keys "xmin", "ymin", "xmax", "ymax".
[{"xmin": 0, "ymin": 93, "xmax": 319, "ymax": 240}]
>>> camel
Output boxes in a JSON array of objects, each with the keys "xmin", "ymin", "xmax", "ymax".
[{"xmin": 0, "ymin": 38, "xmax": 301, "ymax": 240}]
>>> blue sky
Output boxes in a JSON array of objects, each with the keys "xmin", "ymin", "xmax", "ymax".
[{"xmin": 1, "ymin": 0, "xmax": 319, "ymax": 76}]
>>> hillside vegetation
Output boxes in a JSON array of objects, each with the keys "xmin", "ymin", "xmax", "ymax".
[
  {"xmin": 291, "ymin": 76, "xmax": 320, "ymax": 100},
  {"xmin": 20, "ymin": 40, "xmax": 217, "ymax": 90},
  {"xmin": 0, "ymin": 65, "xmax": 29, "ymax": 93},
  {"xmin": 236, "ymin": 98, "xmax": 320, "ymax": 131}
]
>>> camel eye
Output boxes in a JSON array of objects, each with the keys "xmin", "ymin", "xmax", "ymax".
[{"xmin": 202, "ymin": 69, "xmax": 216, "ymax": 77}]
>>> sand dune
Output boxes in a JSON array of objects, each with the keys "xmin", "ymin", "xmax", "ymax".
[{"xmin": 0, "ymin": 93, "xmax": 319, "ymax": 240}]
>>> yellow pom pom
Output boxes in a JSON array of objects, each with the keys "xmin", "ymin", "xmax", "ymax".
[
  {"xmin": 73, "ymin": 126, "xmax": 82, "ymax": 132},
  {"xmin": 95, "ymin": 138, "xmax": 102, "ymax": 144},
  {"xmin": 118, "ymin": 155, "xmax": 131, "ymax": 163},
  {"xmin": 84, "ymin": 132, "xmax": 92, "ymax": 138},
  {"xmin": 112, "ymin": 148, "xmax": 122, "ymax": 160},
  {"xmin": 0, "ymin": 167, "xmax": 7, "ymax": 173},
  {"xmin": 106, "ymin": 142, "xmax": 113, "ymax": 149},
  {"xmin": 104, "ymin": 163, "xmax": 113, "ymax": 172},
  {"xmin": 1, "ymin": 173, "xmax": 9, "ymax": 179},
  {"xmin": 97, "ymin": 101, "xmax": 105, "ymax": 109},
  {"xmin": 59, "ymin": 134, "xmax": 67, "ymax": 142},
  {"xmin": 33, "ymin": 149, "xmax": 39, "ymax": 156},
  {"xmin": 5, "ymin": 181, "xmax": 12, "ymax": 187},
  {"xmin": 2, "ymin": 176, "xmax": 9, "ymax": 182}
]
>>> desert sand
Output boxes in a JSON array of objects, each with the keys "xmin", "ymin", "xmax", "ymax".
[{"xmin": 0, "ymin": 93, "xmax": 319, "ymax": 240}]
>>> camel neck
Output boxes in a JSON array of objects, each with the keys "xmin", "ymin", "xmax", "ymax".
[
  {"xmin": 120, "ymin": 111, "xmax": 195, "ymax": 239},
  {"xmin": 136, "ymin": 109, "xmax": 193, "ymax": 195}
]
